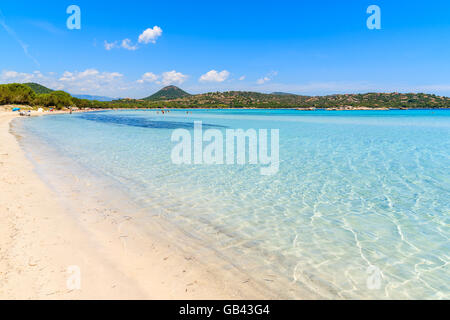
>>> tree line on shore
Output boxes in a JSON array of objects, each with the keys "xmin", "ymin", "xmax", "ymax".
[
  {"xmin": 1, "ymin": 82, "xmax": 450, "ymax": 110},
  {"xmin": 0, "ymin": 83, "xmax": 109, "ymax": 109}
]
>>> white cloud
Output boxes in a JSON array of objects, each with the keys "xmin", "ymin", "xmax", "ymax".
[
  {"xmin": 239, "ymin": 75, "xmax": 246, "ymax": 81},
  {"xmin": 104, "ymin": 26, "xmax": 162, "ymax": 51},
  {"xmin": 199, "ymin": 70, "xmax": 230, "ymax": 83},
  {"xmin": 104, "ymin": 39, "xmax": 138, "ymax": 51},
  {"xmin": 59, "ymin": 69, "xmax": 122, "ymax": 83},
  {"xmin": 0, "ymin": 70, "xmax": 49, "ymax": 84},
  {"xmin": 257, "ymin": 71, "xmax": 278, "ymax": 85},
  {"xmin": 137, "ymin": 72, "xmax": 159, "ymax": 84},
  {"xmin": 137, "ymin": 71, "xmax": 188, "ymax": 86},
  {"xmin": 0, "ymin": 69, "xmax": 151, "ymax": 96},
  {"xmin": 256, "ymin": 76, "xmax": 270, "ymax": 85},
  {"xmin": 138, "ymin": 26, "xmax": 163, "ymax": 44},
  {"xmin": 121, "ymin": 39, "xmax": 138, "ymax": 51},
  {"xmin": 56, "ymin": 69, "xmax": 124, "ymax": 93},
  {"xmin": 104, "ymin": 40, "xmax": 118, "ymax": 50},
  {"xmin": 0, "ymin": 70, "xmax": 63, "ymax": 89},
  {"xmin": 159, "ymin": 70, "xmax": 188, "ymax": 85},
  {"xmin": 1, "ymin": 70, "xmax": 35, "ymax": 82}
]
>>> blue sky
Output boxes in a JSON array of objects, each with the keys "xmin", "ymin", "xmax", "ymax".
[{"xmin": 1, "ymin": 0, "xmax": 450, "ymax": 98}]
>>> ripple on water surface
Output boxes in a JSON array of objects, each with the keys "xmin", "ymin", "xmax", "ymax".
[{"xmin": 16, "ymin": 109, "xmax": 450, "ymax": 299}]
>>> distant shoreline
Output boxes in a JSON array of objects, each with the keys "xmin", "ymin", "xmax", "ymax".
[
  {"xmin": 2, "ymin": 83, "xmax": 450, "ymax": 111},
  {"xmin": 2, "ymin": 104, "xmax": 450, "ymax": 114}
]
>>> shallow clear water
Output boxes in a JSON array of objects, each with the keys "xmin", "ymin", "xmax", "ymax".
[{"xmin": 17, "ymin": 109, "xmax": 450, "ymax": 299}]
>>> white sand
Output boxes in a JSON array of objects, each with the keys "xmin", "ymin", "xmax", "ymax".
[{"xmin": 0, "ymin": 111, "xmax": 268, "ymax": 299}]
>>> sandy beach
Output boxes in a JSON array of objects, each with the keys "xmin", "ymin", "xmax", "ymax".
[{"xmin": 0, "ymin": 111, "xmax": 266, "ymax": 300}]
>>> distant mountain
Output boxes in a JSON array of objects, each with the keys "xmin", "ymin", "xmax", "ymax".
[
  {"xmin": 271, "ymin": 92, "xmax": 296, "ymax": 96},
  {"xmin": 144, "ymin": 85, "xmax": 191, "ymax": 100},
  {"xmin": 72, "ymin": 94, "xmax": 114, "ymax": 101},
  {"xmin": 24, "ymin": 82, "xmax": 53, "ymax": 94},
  {"xmin": 22, "ymin": 83, "xmax": 113, "ymax": 101}
]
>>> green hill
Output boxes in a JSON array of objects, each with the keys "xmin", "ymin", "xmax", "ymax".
[
  {"xmin": 4, "ymin": 82, "xmax": 449, "ymax": 109},
  {"xmin": 144, "ymin": 85, "xmax": 191, "ymax": 100},
  {"xmin": 24, "ymin": 82, "xmax": 53, "ymax": 94},
  {"xmin": 111, "ymin": 90, "xmax": 450, "ymax": 109}
]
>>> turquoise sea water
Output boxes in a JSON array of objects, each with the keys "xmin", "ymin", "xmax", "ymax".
[{"xmin": 16, "ymin": 109, "xmax": 450, "ymax": 299}]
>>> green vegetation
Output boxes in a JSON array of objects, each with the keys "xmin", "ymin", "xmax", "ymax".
[
  {"xmin": 1, "ymin": 83, "xmax": 450, "ymax": 110},
  {"xmin": 0, "ymin": 83, "xmax": 36, "ymax": 105},
  {"xmin": 33, "ymin": 91, "xmax": 73, "ymax": 108},
  {"xmin": 113, "ymin": 88, "xmax": 450, "ymax": 109},
  {"xmin": 0, "ymin": 83, "xmax": 111, "ymax": 110},
  {"xmin": 23, "ymin": 82, "xmax": 53, "ymax": 94},
  {"xmin": 144, "ymin": 85, "xmax": 191, "ymax": 100}
]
